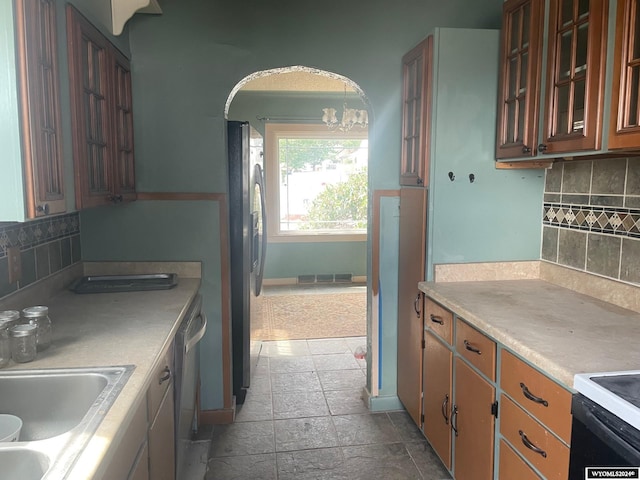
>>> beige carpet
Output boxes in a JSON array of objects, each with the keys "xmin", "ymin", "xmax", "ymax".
[{"xmin": 257, "ymin": 292, "xmax": 366, "ymax": 341}]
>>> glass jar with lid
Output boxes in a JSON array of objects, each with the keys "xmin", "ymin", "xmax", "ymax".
[
  {"xmin": 22, "ymin": 306, "xmax": 52, "ymax": 351},
  {"xmin": 0, "ymin": 321, "xmax": 11, "ymax": 368},
  {"xmin": 9, "ymin": 324, "xmax": 37, "ymax": 363},
  {"xmin": 0, "ymin": 310, "xmax": 20, "ymax": 330}
]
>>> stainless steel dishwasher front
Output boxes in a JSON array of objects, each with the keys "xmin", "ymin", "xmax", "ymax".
[{"xmin": 174, "ymin": 294, "xmax": 207, "ymax": 480}]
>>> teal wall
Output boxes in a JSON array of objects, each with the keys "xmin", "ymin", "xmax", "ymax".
[
  {"xmin": 426, "ymin": 29, "xmax": 545, "ymax": 280},
  {"xmin": 82, "ymin": 0, "xmax": 505, "ymax": 410},
  {"xmin": 229, "ymin": 91, "xmax": 367, "ymax": 280}
]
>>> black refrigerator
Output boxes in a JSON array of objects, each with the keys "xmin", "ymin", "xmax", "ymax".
[{"xmin": 227, "ymin": 121, "xmax": 267, "ymax": 404}]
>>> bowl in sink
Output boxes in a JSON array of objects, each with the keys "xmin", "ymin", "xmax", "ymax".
[{"xmin": 0, "ymin": 366, "xmax": 134, "ymax": 479}]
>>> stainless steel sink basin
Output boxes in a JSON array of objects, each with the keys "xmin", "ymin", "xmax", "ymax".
[
  {"xmin": 0, "ymin": 448, "xmax": 49, "ymax": 480},
  {"xmin": 0, "ymin": 366, "xmax": 134, "ymax": 479}
]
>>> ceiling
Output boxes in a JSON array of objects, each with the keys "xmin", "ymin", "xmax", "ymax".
[{"xmin": 240, "ymin": 71, "xmax": 356, "ymax": 93}]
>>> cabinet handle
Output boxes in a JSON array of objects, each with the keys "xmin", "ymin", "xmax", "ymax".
[
  {"xmin": 441, "ymin": 394, "xmax": 449, "ymax": 425},
  {"xmin": 519, "ymin": 430, "xmax": 547, "ymax": 458},
  {"xmin": 522, "ymin": 145, "xmax": 531, "ymax": 154},
  {"xmin": 108, "ymin": 194, "xmax": 124, "ymax": 203},
  {"xmin": 430, "ymin": 314, "xmax": 444, "ymax": 325},
  {"xmin": 463, "ymin": 340, "xmax": 481, "ymax": 355},
  {"xmin": 36, "ymin": 203, "xmax": 50, "ymax": 215},
  {"xmin": 158, "ymin": 366, "xmax": 171, "ymax": 384},
  {"xmin": 520, "ymin": 382, "xmax": 549, "ymax": 407},
  {"xmin": 451, "ymin": 405, "xmax": 459, "ymax": 437},
  {"xmin": 537, "ymin": 143, "xmax": 548, "ymax": 153},
  {"xmin": 416, "ymin": 177, "xmax": 424, "ymax": 185},
  {"xmin": 413, "ymin": 293, "xmax": 422, "ymax": 318}
]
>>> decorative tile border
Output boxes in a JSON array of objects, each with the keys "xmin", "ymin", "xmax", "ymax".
[
  {"xmin": 543, "ymin": 203, "xmax": 640, "ymax": 238},
  {"xmin": 0, "ymin": 213, "xmax": 80, "ymax": 258}
]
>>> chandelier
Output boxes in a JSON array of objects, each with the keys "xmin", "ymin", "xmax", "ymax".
[{"xmin": 322, "ymin": 89, "xmax": 368, "ymax": 132}]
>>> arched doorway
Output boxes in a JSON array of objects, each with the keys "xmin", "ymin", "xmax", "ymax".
[{"xmin": 224, "ymin": 66, "xmax": 374, "ymax": 405}]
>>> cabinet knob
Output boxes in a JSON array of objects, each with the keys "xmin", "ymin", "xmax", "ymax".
[
  {"xmin": 416, "ymin": 177, "xmax": 424, "ymax": 186},
  {"xmin": 36, "ymin": 204, "xmax": 50, "ymax": 215},
  {"xmin": 537, "ymin": 143, "xmax": 548, "ymax": 153},
  {"xmin": 522, "ymin": 145, "xmax": 531, "ymax": 154}
]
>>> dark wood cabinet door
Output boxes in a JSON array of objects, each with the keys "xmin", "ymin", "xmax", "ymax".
[
  {"xmin": 400, "ymin": 37, "xmax": 432, "ymax": 187},
  {"xmin": 67, "ymin": 5, "xmax": 137, "ymax": 209},
  {"xmin": 397, "ymin": 187, "xmax": 427, "ymax": 426},
  {"xmin": 453, "ymin": 357, "xmax": 495, "ymax": 480},
  {"xmin": 541, "ymin": 0, "xmax": 608, "ymax": 154},
  {"xmin": 609, "ymin": 0, "xmax": 640, "ymax": 149},
  {"xmin": 496, "ymin": 0, "xmax": 545, "ymax": 159},
  {"xmin": 423, "ymin": 331, "xmax": 452, "ymax": 470},
  {"xmin": 112, "ymin": 49, "xmax": 137, "ymax": 201},
  {"xmin": 15, "ymin": 0, "xmax": 66, "ymax": 218}
]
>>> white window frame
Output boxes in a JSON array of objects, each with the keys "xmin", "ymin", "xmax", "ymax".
[{"xmin": 265, "ymin": 123, "xmax": 368, "ymax": 243}]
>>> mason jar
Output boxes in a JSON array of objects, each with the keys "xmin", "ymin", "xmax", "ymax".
[
  {"xmin": 9, "ymin": 324, "xmax": 37, "ymax": 363},
  {"xmin": 22, "ymin": 306, "xmax": 52, "ymax": 351},
  {"xmin": 0, "ymin": 311, "xmax": 21, "ymax": 330}
]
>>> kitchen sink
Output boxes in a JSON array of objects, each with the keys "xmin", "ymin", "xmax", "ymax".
[
  {"xmin": 0, "ymin": 448, "xmax": 49, "ymax": 480},
  {"xmin": 0, "ymin": 366, "xmax": 134, "ymax": 479}
]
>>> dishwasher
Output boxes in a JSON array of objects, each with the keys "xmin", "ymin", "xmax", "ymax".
[{"xmin": 174, "ymin": 294, "xmax": 207, "ymax": 480}]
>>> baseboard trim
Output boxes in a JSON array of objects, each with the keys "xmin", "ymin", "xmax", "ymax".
[{"xmin": 200, "ymin": 407, "xmax": 236, "ymax": 425}]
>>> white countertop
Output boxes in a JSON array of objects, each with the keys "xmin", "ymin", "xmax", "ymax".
[
  {"xmin": 418, "ymin": 279, "xmax": 640, "ymax": 388},
  {"xmin": 3, "ymin": 276, "xmax": 201, "ymax": 480}
]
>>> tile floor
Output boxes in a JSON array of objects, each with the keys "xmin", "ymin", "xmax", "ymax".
[{"xmin": 200, "ymin": 337, "xmax": 452, "ymax": 480}]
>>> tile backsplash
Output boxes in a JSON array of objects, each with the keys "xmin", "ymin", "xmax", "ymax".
[
  {"xmin": 542, "ymin": 157, "xmax": 640, "ymax": 285},
  {"xmin": 0, "ymin": 213, "xmax": 81, "ymax": 300}
]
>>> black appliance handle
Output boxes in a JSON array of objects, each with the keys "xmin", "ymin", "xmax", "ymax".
[{"xmin": 254, "ymin": 163, "xmax": 267, "ymax": 296}]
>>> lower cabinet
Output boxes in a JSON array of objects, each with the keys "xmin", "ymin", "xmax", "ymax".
[
  {"xmin": 149, "ymin": 384, "xmax": 176, "ymax": 480},
  {"xmin": 453, "ymin": 358, "xmax": 496, "ymax": 480},
  {"xmin": 420, "ymin": 294, "xmax": 572, "ymax": 480},
  {"xmin": 423, "ymin": 330, "xmax": 452, "ymax": 469}
]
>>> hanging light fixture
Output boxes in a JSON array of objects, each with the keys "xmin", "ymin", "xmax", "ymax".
[{"xmin": 322, "ymin": 88, "xmax": 368, "ymax": 132}]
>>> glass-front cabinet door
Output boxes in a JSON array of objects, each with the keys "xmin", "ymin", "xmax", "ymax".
[
  {"xmin": 609, "ymin": 0, "xmax": 640, "ymax": 149},
  {"xmin": 400, "ymin": 36, "xmax": 432, "ymax": 186},
  {"xmin": 496, "ymin": 0, "xmax": 545, "ymax": 159},
  {"xmin": 541, "ymin": 0, "xmax": 608, "ymax": 154}
]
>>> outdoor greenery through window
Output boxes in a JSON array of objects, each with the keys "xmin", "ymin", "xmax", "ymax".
[{"xmin": 266, "ymin": 124, "xmax": 368, "ymax": 239}]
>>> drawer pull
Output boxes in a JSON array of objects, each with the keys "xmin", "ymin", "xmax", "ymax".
[
  {"xmin": 520, "ymin": 382, "xmax": 549, "ymax": 407},
  {"xmin": 519, "ymin": 430, "xmax": 547, "ymax": 458},
  {"xmin": 442, "ymin": 394, "xmax": 449, "ymax": 425},
  {"xmin": 158, "ymin": 366, "xmax": 171, "ymax": 384},
  {"xmin": 414, "ymin": 294, "xmax": 422, "ymax": 318},
  {"xmin": 451, "ymin": 405, "xmax": 459, "ymax": 437},
  {"xmin": 463, "ymin": 340, "xmax": 481, "ymax": 355},
  {"xmin": 430, "ymin": 314, "xmax": 444, "ymax": 325}
]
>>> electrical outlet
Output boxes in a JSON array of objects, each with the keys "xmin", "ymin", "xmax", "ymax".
[{"xmin": 7, "ymin": 246, "xmax": 21, "ymax": 284}]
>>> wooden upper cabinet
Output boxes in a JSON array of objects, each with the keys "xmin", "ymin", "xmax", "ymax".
[
  {"xmin": 400, "ymin": 36, "xmax": 432, "ymax": 187},
  {"xmin": 66, "ymin": 5, "xmax": 137, "ymax": 210},
  {"xmin": 15, "ymin": 0, "xmax": 66, "ymax": 218},
  {"xmin": 496, "ymin": 0, "xmax": 544, "ymax": 159},
  {"xmin": 541, "ymin": 0, "xmax": 608, "ymax": 154},
  {"xmin": 609, "ymin": 0, "xmax": 640, "ymax": 149}
]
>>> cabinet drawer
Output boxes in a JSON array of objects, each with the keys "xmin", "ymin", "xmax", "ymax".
[
  {"xmin": 501, "ymin": 349, "xmax": 572, "ymax": 443},
  {"xmin": 498, "ymin": 439, "xmax": 541, "ymax": 480},
  {"xmin": 500, "ymin": 395, "xmax": 569, "ymax": 480},
  {"xmin": 424, "ymin": 297, "xmax": 453, "ymax": 345},
  {"xmin": 148, "ymin": 343, "xmax": 174, "ymax": 420},
  {"xmin": 455, "ymin": 318, "xmax": 496, "ymax": 381}
]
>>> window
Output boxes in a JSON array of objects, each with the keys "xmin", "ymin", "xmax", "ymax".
[{"xmin": 265, "ymin": 124, "xmax": 368, "ymax": 242}]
